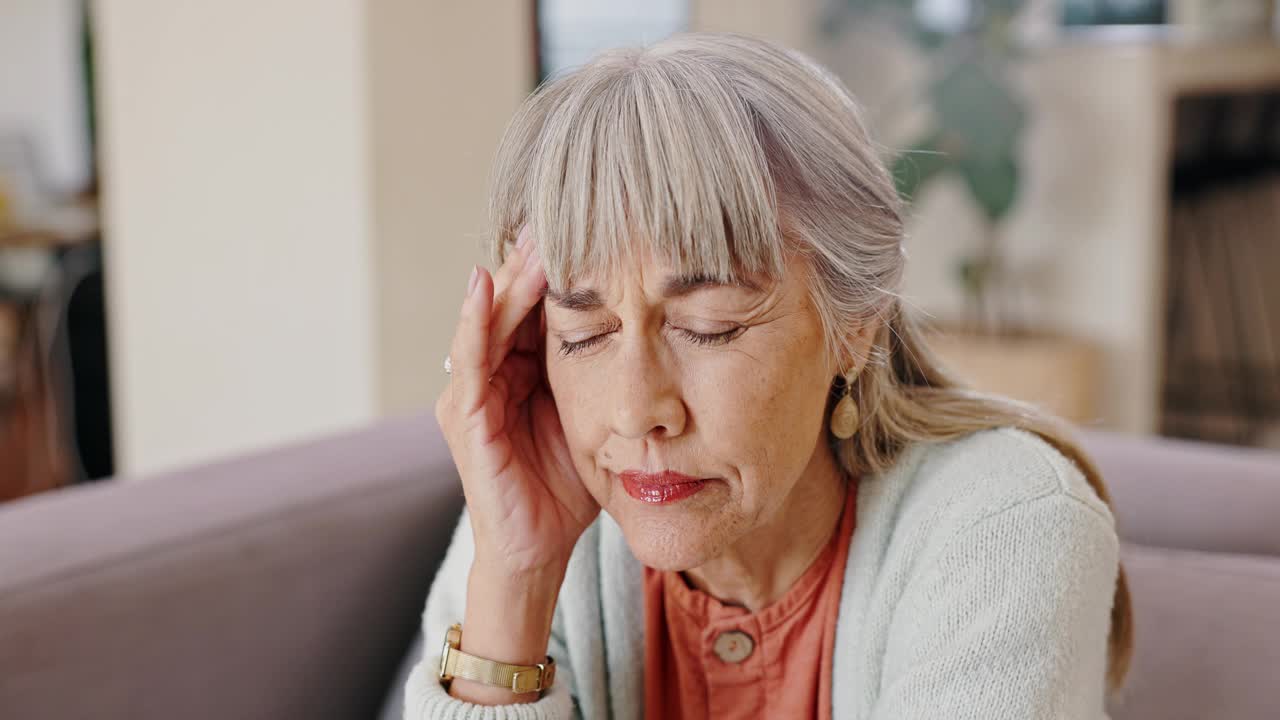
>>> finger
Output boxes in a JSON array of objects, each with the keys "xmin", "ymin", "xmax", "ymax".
[
  {"xmin": 486, "ymin": 239, "xmax": 548, "ymax": 371},
  {"xmin": 491, "ymin": 225, "xmax": 534, "ymax": 297},
  {"xmin": 513, "ymin": 301, "xmax": 542, "ymax": 354},
  {"xmin": 535, "ymin": 305, "xmax": 550, "ymax": 388},
  {"xmin": 448, "ymin": 265, "xmax": 494, "ymax": 416},
  {"xmin": 530, "ymin": 385, "xmax": 572, "ymax": 473},
  {"xmin": 484, "ymin": 226, "xmax": 536, "ymax": 369},
  {"xmin": 494, "ymin": 351, "xmax": 541, "ymax": 408}
]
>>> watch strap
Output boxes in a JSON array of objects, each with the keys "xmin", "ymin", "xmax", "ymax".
[{"xmin": 439, "ymin": 624, "xmax": 557, "ymax": 694}]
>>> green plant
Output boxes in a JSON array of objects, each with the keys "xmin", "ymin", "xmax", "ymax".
[{"xmin": 824, "ymin": 0, "xmax": 1031, "ymax": 332}]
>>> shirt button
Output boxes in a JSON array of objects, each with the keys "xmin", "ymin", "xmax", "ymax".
[{"xmin": 713, "ymin": 630, "xmax": 755, "ymax": 664}]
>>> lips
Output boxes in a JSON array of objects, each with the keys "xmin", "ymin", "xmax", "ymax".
[{"xmin": 618, "ymin": 470, "xmax": 710, "ymax": 504}]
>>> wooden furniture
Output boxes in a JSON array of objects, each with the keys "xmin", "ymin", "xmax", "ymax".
[
  {"xmin": 926, "ymin": 329, "xmax": 1104, "ymax": 426},
  {"xmin": 0, "ymin": 224, "xmax": 102, "ymax": 501}
]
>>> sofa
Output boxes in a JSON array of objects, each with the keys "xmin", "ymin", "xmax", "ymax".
[{"xmin": 1, "ymin": 412, "xmax": 1277, "ymax": 719}]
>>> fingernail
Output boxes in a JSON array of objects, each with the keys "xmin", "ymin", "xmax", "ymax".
[
  {"xmin": 516, "ymin": 227, "xmax": 531, "ymax": 249},
  {"xmin": 466, "ymin": 265, "xmax": 479, "ymax": 296}
]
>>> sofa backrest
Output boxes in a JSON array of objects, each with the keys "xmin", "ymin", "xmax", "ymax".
[
  {"xmin": 1082, "ymin": 431, "xmax": 1280, "ymax": 720},
  {"xmin": 1083, "ymin": 430, "xmax": 1280, "ymax": 556},
  {"xmin": 0, "ymin": 413, "xmax": 463, "ymax": 720}
]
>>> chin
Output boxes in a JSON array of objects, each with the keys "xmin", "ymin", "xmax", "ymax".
[{"xmin": 609, "ymin": 506, "xmax": 729, "ymax": 572}]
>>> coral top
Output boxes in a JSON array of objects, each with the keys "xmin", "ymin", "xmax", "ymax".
[{"xmin": 642, "ymin": 479, "xmax": 858, "ymax": 720}]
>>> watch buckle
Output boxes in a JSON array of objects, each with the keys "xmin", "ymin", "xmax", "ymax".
[{"xmin": 511, "ymin": 664, "xmax": 546, "ymax": 693}]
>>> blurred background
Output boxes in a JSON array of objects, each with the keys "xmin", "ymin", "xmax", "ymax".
[
  {"xmin": 2, "ymin": 0, "xmax": 1279, "ymax": 500},
  {"xmin": 3, "ymin": 4, "xmax": 1280, "ymax": 719}
]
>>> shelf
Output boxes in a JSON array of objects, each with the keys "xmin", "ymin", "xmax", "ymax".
[
  {"xmin": 1027, "ymin": 28, "xmax": 1280, "ymax": 95},
  {"xmin": 1156, "ymin": 40, "xmax": 1280, "ymax": 95}
]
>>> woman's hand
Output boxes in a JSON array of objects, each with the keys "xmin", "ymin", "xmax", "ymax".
[
  {"xmin": 435, "ymin": 228, "xmax": 597, "ymax": 704},
  {"xmin": 435, "ymin": 226, "xmax": 601, "ymax": 580}
]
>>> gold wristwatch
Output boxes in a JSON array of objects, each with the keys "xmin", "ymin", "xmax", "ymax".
[{"xmin": 438, "ymin": 623, "xmax": 557, "ymax": 694}]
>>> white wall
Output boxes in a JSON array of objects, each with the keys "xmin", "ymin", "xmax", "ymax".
[
  {"xmin": 367, "ymin": 1, "xmax": 532, "ymax": 416},
  {"xmin": 93, "ymin": 1, "xmax": 533, "ymax": 475},
  {"xmin": 93, "ymin": 0, "xmax": 377, "ymax": 475},
  {"xmin": 0, "ymin": 0, "xmax": 92, "ymax": 194},
  {"xmin": 692, "ymin": 0, "xmax": 822, "ymax": 51}
]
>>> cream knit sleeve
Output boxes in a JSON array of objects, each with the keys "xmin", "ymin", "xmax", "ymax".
[
  {"xmin": 872, "ymin": 490, "xmax": 1120, "ymax": 720},
  {"xmin": 403, "ymin": 509, "xmax": 578, "ymax": 720}
]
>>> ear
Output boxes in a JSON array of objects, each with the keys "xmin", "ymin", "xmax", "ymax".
[{"xmin": 837, "ymin": 319, "xmax": 880, "ymax": 377}]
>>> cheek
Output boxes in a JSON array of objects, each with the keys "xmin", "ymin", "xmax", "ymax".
[
  {"xmin": 546, "ymin": 357, "xmax": 608, "ymax": 452},
  {"xmin": 687, "ymin": 344, "xmax": 829, "ymax": 496}
]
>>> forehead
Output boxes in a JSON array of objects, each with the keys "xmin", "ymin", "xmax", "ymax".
[{"xmin": 543, "ymin": 249, "xmax": 803, "ymax": 312}]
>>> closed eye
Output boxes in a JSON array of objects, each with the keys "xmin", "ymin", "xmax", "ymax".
[
  {"xmin": 673, "ymin": 326, "xmax": 745, "ymax": 348},
  {"xmin": 557, "ymin": 325, "xmax": 746, "ymax": 357},
  {"xmin": 557, "ymin": 333, "xmax": 609, "ymax": 357}
]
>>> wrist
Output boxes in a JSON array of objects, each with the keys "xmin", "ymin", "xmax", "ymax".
[
  {"xmin": 444, "ymin": 560, "xmax": 565, "ymax": 705},
  {"xmin": 472, "ymin": 542, "xmax": 575, "ymax": 581},
  {"xmin": 462, "ymin": 561, "xmax": 564, "ymax": 662}
]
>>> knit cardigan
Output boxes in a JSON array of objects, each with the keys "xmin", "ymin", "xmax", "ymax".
[{"xmin": 405, "ymin": 427, "xmax": 1120, "ymax": 719}]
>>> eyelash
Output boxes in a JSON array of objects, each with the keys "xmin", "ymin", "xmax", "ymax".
[{"xmin": 557, "ymin": 325, "xmax": 745, "ymax": 357}]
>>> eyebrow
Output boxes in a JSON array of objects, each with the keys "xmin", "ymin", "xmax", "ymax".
[
  {"xmin": 543, "ymin": 273, "xmax": 764, "ymax": 311},
  {"xmin": 542, "ymin": 287, "xmax": 605, "ymax": 312}
]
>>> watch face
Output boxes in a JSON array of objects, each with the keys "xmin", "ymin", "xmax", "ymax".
[
  {"xmin": 438, "ymin": 637, "xmax": 452, "ymax": 680},
  {"xmin": 439, "ymin": 624, "xmax": 462, "ymax": 680}
]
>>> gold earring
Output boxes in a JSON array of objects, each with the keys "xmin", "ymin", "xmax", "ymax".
[{"xmin": 830, "ymin": 372, "xmax": 860, "ymax": 440}]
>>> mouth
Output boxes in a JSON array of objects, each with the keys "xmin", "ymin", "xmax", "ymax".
[{"xmin": 617, "ymin": 470, "xmax": 712, "ymax": 505}]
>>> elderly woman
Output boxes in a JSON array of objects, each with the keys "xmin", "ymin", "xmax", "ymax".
[{"xmin": 410, "ymin": 32, "xmax": 1131, "ymax": 719}]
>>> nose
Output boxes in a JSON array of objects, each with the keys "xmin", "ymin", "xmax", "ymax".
[{"xmin": 608, "ymin": 331, "xmax": 687, "ymax": 441}]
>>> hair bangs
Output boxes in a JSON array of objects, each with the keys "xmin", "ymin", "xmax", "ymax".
[{"xmin": 494, "ymin": 50, "xmax": 789, "ymax": 292}]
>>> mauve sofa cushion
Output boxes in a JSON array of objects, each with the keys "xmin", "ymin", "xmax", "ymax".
[
  {"xmin": 1082, "ymin": 432, "xmax": 1280, "ymax": 555},
  {"xmin": 1108, "ymin": 542, "xmax": 1280, "ymax": 720},
  {"xmin": 0, "ymin": 413, "xmax": 462, "ymax": 720}
]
